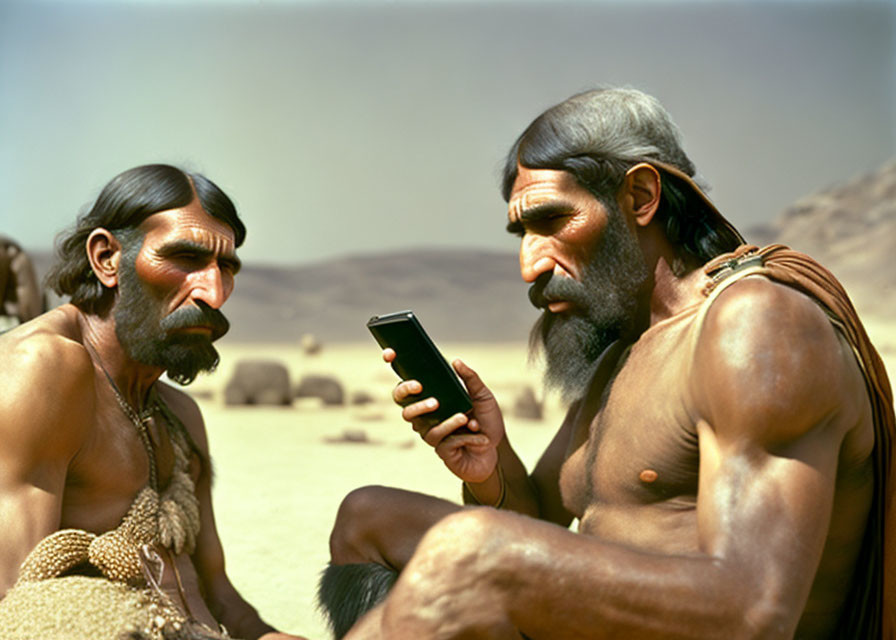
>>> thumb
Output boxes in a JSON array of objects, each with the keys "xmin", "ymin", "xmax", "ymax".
[{"xmin": 452, "ymin": 359, "xmax": 494, "ymax": 403}]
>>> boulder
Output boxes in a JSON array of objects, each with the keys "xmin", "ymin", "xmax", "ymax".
[
  {"xmin": 350, "ymin": 390, "xmax": 376, "ymax": 406},
  {"xmin": 224, "ymin": 359, "xmax": 292, "ymax": 406},
  {"xmin": 295, "ymin": 374, "xmax": 345, "ymax": 406}
]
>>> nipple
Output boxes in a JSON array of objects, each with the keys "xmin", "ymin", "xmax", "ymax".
[{"xmin": 639, "ymin": 469, "xmax": 658, "ymax": 484}]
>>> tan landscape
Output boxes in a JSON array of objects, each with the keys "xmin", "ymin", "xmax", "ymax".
[
  {"xmin": 7, "ymin": 161, "xmax": 895, "ymax": 640},
  {"xmin": 193, "ymin": 339, "xmax": 567, "ymax": 639}
]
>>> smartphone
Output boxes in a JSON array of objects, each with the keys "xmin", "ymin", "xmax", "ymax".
[{"xmin": 366, "ymin": 310, "xmax": 473, "ymax": 423}]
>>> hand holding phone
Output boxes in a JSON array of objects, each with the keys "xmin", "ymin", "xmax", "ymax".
[
  {"xmin": 368, "ymin": 311, "xmax": 507, "ymax": 486},
  {"xmin": 366, "ymin": 310, "xmax": 473, "ymax": 423}
]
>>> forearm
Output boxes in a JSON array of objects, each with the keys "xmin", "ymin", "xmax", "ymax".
[
  {"xmin": 213, "ymin": 591, "xmax": 307, "ymax": 640},
  {"xmin": 226, "ymin": 616, "xmax": 277, "ymax": 640},
  {"xmin": 209, "ymin": 585, "xmax": 277, "ymax": 640},
  {"xmin": 198, "ymin": 552, "xmax": 280, "ymax": 640},
  {"xmin": 227, "ymin": 617, "xmax": 277, "ymax": 640},
  {"xmin": 499, "ymin": 521, "xmax": 735, "ymax": 639}
]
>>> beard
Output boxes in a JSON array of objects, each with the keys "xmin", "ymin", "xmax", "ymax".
[
  {"xmin": 114, "ymin": 259, "xmax": 230, "ymax": 385},
  {"xmin": 528, "ymin": 201, "xmax": 649, "ymax": 401}
]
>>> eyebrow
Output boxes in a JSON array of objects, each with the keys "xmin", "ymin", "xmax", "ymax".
[
  {"xmin": 158, "ymin": 240, "xmax": 242, "ymax": 273},
  {"xmin": 505, "ymin": 201, "xmax": 576, "ymax": 235}
]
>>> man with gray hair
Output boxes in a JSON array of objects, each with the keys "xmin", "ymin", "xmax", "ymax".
[{"xmin": 320, "ymin": 87, "xmax": 894, "ymax": 639}]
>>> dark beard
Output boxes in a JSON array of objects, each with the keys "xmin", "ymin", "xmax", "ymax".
[
  {"xmin": 528, "ymin": 201, "xmax": 649, "ymax": 401},
  {"xmin": 114, "ymin": 258, "xmax": 230, "ymax": 385}
]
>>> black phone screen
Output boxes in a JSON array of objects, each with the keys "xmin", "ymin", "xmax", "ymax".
[{"xmin": 366, "ymin": 310, "xmax": 473, "ymax": 422}]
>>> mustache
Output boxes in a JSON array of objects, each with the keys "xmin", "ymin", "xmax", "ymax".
[
  {"xmin": 527, "ymin": 271, "xmax": 592, "ymax": 311},
  {"xmin": 160, "ymin": 302, "xmax": 230, "ymax": 340}
]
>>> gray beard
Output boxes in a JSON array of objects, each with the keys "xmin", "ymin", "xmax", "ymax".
[{"xmin": 528, "ymin": 203, "xmax": 649, "ymax": 401}]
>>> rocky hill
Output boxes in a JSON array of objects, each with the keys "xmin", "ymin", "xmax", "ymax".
[
  {"xmin": 220, "ymin": 249, "xmax": 537, "ymax": 343},
  {"xmin": 746, "ymin": 160, "xmax": 895, "ymax": 317},
  {"xmin": 27, "ymin": 248, "xmax": 539, "ymax": 344},
  {"xmin": 20, "ymin": 160, "xmax": 894, "ymax": 343}
]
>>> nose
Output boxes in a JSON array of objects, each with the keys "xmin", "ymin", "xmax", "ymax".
[
  {"xmin": 190, "ymin": 264, "xmax": 231, "ymax": 310},
  {"xmin": 519, "ymin": 235, "xmax": 556, "ymax": 284}
]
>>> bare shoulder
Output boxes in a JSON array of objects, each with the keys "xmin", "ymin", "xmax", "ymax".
[
  {"xmin": 690, "ymin": 275, "xmax": 867, "ymax": 447},
  {"xmin": 1, "ymin": 308, "xmax": 93, "ymax": 385},
  {"xmin": 0, "ymin": 307, "xmax": 95, "ymax": 461},
  {"xmin": 156, "ymin": 381, "xmax": 209, "ymax": 453}
]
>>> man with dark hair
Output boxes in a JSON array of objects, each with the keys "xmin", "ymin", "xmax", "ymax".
[
  {"xmin": 0, "ymin": 164, "xmax": 306, "ymax": 639},
  {"xmin": 319, "ymin": 88, "xmax": 894, "ymax": 639}
]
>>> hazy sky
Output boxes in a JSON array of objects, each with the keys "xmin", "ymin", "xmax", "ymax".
[{"xmin": 1, "ymin": 0, "xmax": 894, "ymax": 265}]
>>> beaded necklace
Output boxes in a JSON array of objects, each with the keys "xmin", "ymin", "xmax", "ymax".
[
  {"xmin": 81, "ymin": 337, "xmax": 201, "ymax": 557},
  {"xmin": 10, "ymin": 334, "xmax": 205, "ymax": 640},
  {"xmin": 83, "ymin": 338, "xmax": 160, "ymax": 490}
]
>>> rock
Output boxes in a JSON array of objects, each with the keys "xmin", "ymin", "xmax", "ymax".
[
  {"xmin": 324, "ymin": 429, "xmax": 382, "ymax": 445},
  {"xmin": 295, "ymin": 374, "xmax": 345, "ymax": 406},
  {"xmin": 512, "ymin": 385, "xmax": 543, "ymax": 420},
  {"xmin": 224, "ymin": 359, "xmax": 292, "ymax": 406},
  {"xmin": 300, "ymin": 333, "xmax": 322, "ymax": 355},
  {"xmin": 350, "ymin": 390, "xmax": 376, "ymax": 406}
]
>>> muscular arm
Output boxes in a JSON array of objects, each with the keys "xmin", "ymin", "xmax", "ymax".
[
  {"xmin": 357, "ymin": 279, "xmax": 870, "ymax": 639},
  {"xmin": 0, "ymin": 333, "xmax": 91, "ymax": 595},
  {"xmin": 163, "ymin": 388, "xmax": 302, "ymax": 640},
  {"xmin": 160, "ymin": 388, "xmax": 274, "ymax": 638}
]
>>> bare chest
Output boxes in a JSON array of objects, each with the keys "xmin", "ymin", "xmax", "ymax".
[
  {"xmin": 559, "ymin": 322, "xmax": 702, "ymax": 547},
  {"xmin": 62, "ymin": 401, "xmax": 178, "ymax": 534}
]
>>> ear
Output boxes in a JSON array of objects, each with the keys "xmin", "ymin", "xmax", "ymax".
[
  {"xmin": 620, "ymin": 163, "xmax": 662, "ymax": 227},
  {"xmin": 85, "ymin": 228, "xmax": 124, "ymax": 288}
]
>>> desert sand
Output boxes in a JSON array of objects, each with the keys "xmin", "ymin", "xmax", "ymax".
[
  {"xmin": 194, "ymin": 340, "xmax": 565, "ymax": 640},
  {"xmin": 190, "ymin": 318, "xmax": 895, "ymax": 640}
]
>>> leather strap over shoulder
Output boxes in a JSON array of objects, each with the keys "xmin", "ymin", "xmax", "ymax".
[
  {"xmin": 686, "ymin": 246, "xmax": 770, "ymax": 379},
  {"xmin": 702, "ymin": 244, "xmax": 765, "ymax": 294},
  {"xmin": 697, "ymin": 242, "xmax": 895, "ymax": 638}
]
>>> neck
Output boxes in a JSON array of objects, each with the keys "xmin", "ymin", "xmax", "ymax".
[
  {"xmin": 637, "ymin": 226, "xmax": 707, "ymax": 327},
  {"xmin": 77, "ymin": 307, "xmax": 164, "ymax": 410}
]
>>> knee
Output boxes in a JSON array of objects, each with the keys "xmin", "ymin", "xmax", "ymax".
[
  {"xmin": 419, "ymin": 507, "xmax": 504, "ymax": 559},
  {"xmin": 329, "ymin": 485, "xmax": 394, "ymax": 564},
  {"xmin": 384, "ymin": 509, "xmax": 518, "ymax": 636},
  {"xmin": 400, "ymin": 508, "xmax": 509, "ymax": 596}
]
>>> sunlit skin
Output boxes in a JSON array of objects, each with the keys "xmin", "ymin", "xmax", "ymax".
[
  {"xmin": 0, "ymin": 199, "xmax": 305, "ymax": 640},
  {"xmin": 334, "ymin": 165, "xmax": 876, "ymax": 639},
  {"xmin": 81, "ymin": 200, "xmax": 242, "ymax": 403},
  {"xmin": 133, "ymin": 205, "xmax": 241, "ymax": 321},
  {"xmin": 507, "ymin": 167, "xmax": 611, "ymax": 285}
]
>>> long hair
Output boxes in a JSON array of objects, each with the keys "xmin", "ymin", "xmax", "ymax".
[
  {"xmin": 45, "ymin": 164, "xmax": 245, "ymax": 315},
  {"xmin": 502, "ymin": 87, "xmax": 741, "ymax": 269}
]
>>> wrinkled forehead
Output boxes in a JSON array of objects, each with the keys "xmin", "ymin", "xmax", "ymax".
[
  {"xmin": 507, "ymin": 166, "xmax": 585, "ymax": 221},
  {"xmin": 139, "ymin": 200, "xmax": 237, "ymax": 252}
]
